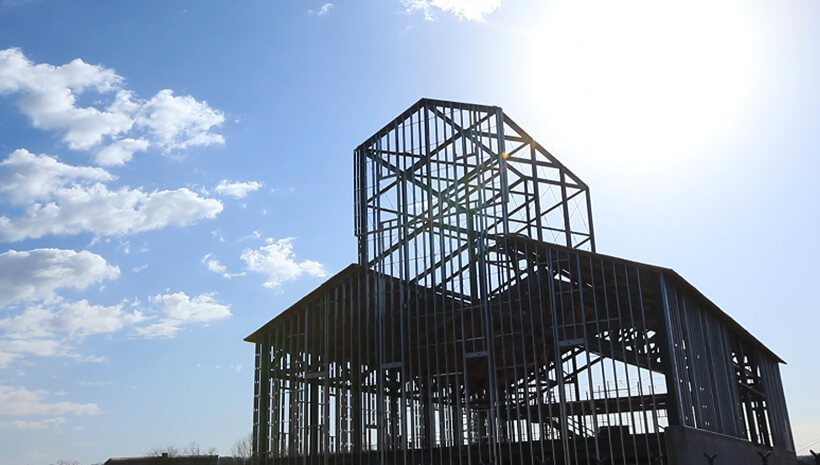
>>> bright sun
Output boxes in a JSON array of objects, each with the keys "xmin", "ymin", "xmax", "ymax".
[{"xmin": 526, "ymin": 1, "xmax": 759, "ymax": 175}]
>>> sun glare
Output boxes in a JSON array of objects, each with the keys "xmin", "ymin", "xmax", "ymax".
[{"xmin": 527, "ymin": 1, "xmax": 758, "ymax": 175}]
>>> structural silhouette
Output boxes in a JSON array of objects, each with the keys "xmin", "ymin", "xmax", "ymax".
[{"xmin": 246, "ymin": 99, "xmax": 795, "ymax": 465}]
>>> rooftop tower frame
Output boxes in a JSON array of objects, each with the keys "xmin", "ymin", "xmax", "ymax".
[{"xmin": 355, "ymin": 98, "xmax": 595, "ymax": 291}]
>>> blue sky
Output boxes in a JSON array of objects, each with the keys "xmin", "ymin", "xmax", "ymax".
[{"xmin": 0, "ymin": 1, "xmax": 818, "ymax": 463}]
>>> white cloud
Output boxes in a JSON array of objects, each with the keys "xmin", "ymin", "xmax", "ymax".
[
  {"xmin": 135, "ymin": 89, "xmax": 225, "ymax": 151},
  {"xmin": 0, "ymin": 48, "xmax": 225, "ymax": 164},
  {"xmin": 0, "ymin": 307, "xmax": 56, "ymax": 339},
  {"xmin": 0, "ymin": 338, "xmax": 66, "ymax": 367},
  {"xmin": 318, "ymin": 3, "xmax": 334, "ymax": 15},
  {"xmin": 78, "ymin": 380, "xmax": 112, "ymax": 387},
  {"xmin": 0, "ymin": 49, "xmax": 130, "ymax": 150},
  {"xmin": 0, "ymin": 248, "xmax": 119, "ymax": 308},
  {"xmin": 401, "ymin": 0, "xmax": 502, "ymax": 21},
  {"xmin": 0, "ymin": 298, "xmax": 144, "ymax": 367},
  {"xmin": 0, "ymin": 416, "xmax": 66, "ymax": 430},
  {"xmin": 0, "ymin": 384, "xmax": 100, "ymax": 419},
  {"xmin": 309, "ymin": 2, "xmax": 334, "ymax": 15},
  {"xmin": 153, "ymin": 292, "xmax": 231, "ymax": 322},
  {"xmin": 214, "ymin": 180, "xmax": 262, "ymax": 199},
  {"xmin": 0, "ymin": 49, "xmax": 121, "ymax": 95},
  {"xmin": 0, "ymin": 351, "xmax": 17, "ymax": 368},
  {"xmin": 202, "ymin": 253, "xmax": 245, "ymax": 279},
  {"xmin": 205, "ymin": 257, "xmax": 224, "ymax": 273},
  {"xmin": 0, "ymin": 291, "xmax": 230, "ymax": 365},
  {"xmin": 52, "ymin": 300, "xmax": 145, "ymax": 338},
  {"xmin": 203, "ymin": 253, "xmax": 247, "ymax": 280},
  {"xmin": 0, "ymin": 148, "xmax": 112, "ymax": 204},
  {"xmin": 0, "ymin": 185, "xmax": 224, "ymax": 241},
  {"xmin": 135, "ymin": 292, "xmax": 232, "ymax": 338},
  {"xmin": 241, "ymin": 237, "xmax": 327, "ymax": 288},
  {"xmin": 0, "ymin": 150, "xmax": 224, "ymax": 242},
  {"xmin": 94, "ymin": 137, "xmax": 149, "ymax": 166}
]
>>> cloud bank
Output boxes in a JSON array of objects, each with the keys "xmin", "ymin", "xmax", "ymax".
[
  {"xmin": 0, "ymin": 384, "xmax": 99, "ymax": 431},
  {"xmin": 0, "ymin": 48, "xmax": 225, "ymax": 165},
  {"xmin": 0, "ymin": 248, "xmax": 119, "ymax": 308},
  {"xmin": 0, "ymin": 290, "xmax": 232, "ymax": 367},
  {"xmin": 0, "ymin": 149, "xmax": 223, "ymax": 242}
]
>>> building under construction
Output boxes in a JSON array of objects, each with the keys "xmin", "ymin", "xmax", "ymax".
[{"xmin": 246, "ymin": 99, "xmax": 796, "ymax": 465}]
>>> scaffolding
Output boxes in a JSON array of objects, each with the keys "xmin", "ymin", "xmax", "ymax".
[{"xmin": 247, "ymin": 99, "xmax": 795, "ymax": 465}]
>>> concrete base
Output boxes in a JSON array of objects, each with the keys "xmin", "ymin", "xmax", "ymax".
[{"xmin": 665, "ymin": 426, "xmax": 796, "ymax": 465}]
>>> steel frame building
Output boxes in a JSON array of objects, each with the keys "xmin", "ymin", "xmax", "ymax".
[{"xmin": 247, "ymin": 99, "xmax": 795, "ymax": 465}]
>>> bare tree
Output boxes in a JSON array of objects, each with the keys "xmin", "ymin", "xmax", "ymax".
[
  {"xmin": 147, "ymin": 442, "xmax": 216, "ymax": 457},
  {"xmin": 230, "ymin": 433, "xmax": 253, "ymax": 464},
  {"xmin": 146, "ymin": 445, "xmax": 180, "ymax": 456},
  {"xmin": 53, "ymin": 460, "xmax": 79, "ymax": 465},
  {"xmin": 184, "ymin": 442, "xmax": 203, "ymax": 455}
]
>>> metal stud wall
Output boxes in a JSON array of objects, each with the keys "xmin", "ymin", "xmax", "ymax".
[{"xmin": 247, "ymin": 99, "xmax": 794, "ymax": 465}]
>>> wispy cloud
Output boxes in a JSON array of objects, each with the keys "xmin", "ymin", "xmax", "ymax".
[
  {"xmin": 201, "ymin": 253, "xmax": 245, "ymax": 279},
  {"xmin": 0, "ymin": 416, "xmax": 66, "ymax": 430},
  {"xmin": 1, "ymin": 0, "xmax": 46, "ymax": 8},
  {"xmin": 240, "ymin": 229, "xmax": 262, "ymax": 242},
  {"xmin": 401, "ymin": 0, "xmax": 502, "ymax": 22},
  {"xmin": 78, "ymin": 380, "xmax": 113, "ymax": 388},
  {"xmin": 309, "ymin": 2, "xmax": 334, "ymax": 15},
  {"xmin": 0, "ymin": 384, "xmax": 100, "ymax": 417}
]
